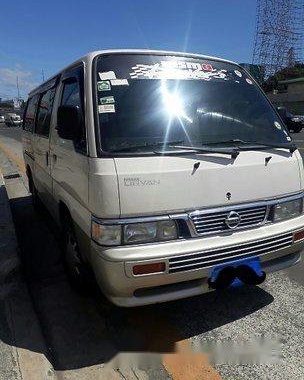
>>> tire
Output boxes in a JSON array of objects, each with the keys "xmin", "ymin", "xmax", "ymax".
[
  {"xmin": 61, "ymin": 215, "xmax": 91, "ymax": 292},
  {"xmin": 28, "ymin": 174, "xmax": 42, "ymax": 210},
  {"xmin": 293, "ymin": 125, "xmax": 302, "ymax": 133}
]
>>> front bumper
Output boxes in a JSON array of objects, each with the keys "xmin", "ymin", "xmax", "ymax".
[{"xmin": 90, "ymin": 215, "xmax": 304, "ymax": 307}]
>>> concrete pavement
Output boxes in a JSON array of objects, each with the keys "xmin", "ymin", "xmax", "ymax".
[{"xmin": 0, "ymin": 155, "xmax": 54, "ymax": 380}]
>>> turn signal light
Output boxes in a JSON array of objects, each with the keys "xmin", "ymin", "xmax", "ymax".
[
  {"xmin": 293, "ymin": 229, "xmax": 304, "ymax": 243},
  {"xmin": 133, "ymin": 262, "xmax": 166, "ymax": 275}
]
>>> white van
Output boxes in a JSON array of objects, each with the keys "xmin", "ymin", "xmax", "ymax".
[
  {"xmin": 5, "ymin": 113, "xmax": 22, "ymax": 127},
  {"xmin": 23, "ymin": 50, "xmax": 304, "ymax": 307}
]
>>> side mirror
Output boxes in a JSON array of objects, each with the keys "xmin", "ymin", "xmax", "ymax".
[{"xmin": 57, "ymin": 105, "xmax": 81, "ymax": 140}]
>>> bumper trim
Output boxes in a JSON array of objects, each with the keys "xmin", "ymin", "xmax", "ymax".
[{"xmin": 169, "ymin": 232, "xmax": 293, "ymax": 273}]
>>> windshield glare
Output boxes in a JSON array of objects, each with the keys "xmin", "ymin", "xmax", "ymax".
[{"xmin": 95, "ymin": 54, "xmax": 291, "ymax": 153}]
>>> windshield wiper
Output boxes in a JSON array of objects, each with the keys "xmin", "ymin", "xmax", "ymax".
[
  {"xmin": 203, "ymin": 139, "xmax": 296, "ymax": 154},
  {"xmin": 109, "ymin": 140, "xmax": 185, "ymax": 153},
  {"xmin": 170, "ymin": 145, "xmax": 239, "ymax": 159},
  {"xmin": 110, "ymin": 141, "xmax": 239, "ymax": 159}
]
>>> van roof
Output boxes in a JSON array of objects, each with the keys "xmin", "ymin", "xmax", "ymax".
[{"xmin": 28, "ymin": 49, "xmax": 238, "ymax": 97}]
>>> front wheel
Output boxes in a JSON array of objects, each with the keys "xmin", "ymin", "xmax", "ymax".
[{"xmin": 61, "ymin": 217, "xmax": 91, "ymax": 292}]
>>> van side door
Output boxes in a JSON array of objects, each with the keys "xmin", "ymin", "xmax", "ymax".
[
  {"xmin": 50, "ymin": 65, "xmax": 89, "ymax": 233},
  {"xmin": 32, "ymin": 85, "xmax": 57, "ymax": 209},
  {"xmin": 22, "ymin": 94, "xmax": 39, "ymax": 172}
]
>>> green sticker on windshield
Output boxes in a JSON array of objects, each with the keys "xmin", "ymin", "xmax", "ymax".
[
  {"xmin": 100, "ymin": 96, "xmax": 115, "ymax": 104},
  {"xmin": 97, "ymin": 81, "xmax": 111, "ymax": 91}
]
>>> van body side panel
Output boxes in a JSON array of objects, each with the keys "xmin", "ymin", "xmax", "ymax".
[
  {"xmin": 88, "ymin": 158, "xmax": 120, "ymax": 218},
  {"xmin": 114, "ymin": 151, "xmax": 301, "ymax": 217},
  {"xmin": 51, "ymin": 140, "xmax": 90, "ymax": 228}
]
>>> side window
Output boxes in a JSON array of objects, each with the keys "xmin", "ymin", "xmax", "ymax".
[
  {"xmin": 35, "ymin": 88, "xmax": 56, "ymax": 137},
  {"xmin": 61, "ymin": 82, "xmax": 80, "ymax": 108},
  {"xmin": 60, "ymin": 71, "xmax": 86, "ymax": 153},
  {"xmin": 23, "ymin": 95, "xmax": 39, "ymax": 132}
]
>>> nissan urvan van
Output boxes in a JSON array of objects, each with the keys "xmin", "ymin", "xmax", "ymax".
[{"xmin": 22, "ymin": 50, "xmax": 304, "ymax": 306}]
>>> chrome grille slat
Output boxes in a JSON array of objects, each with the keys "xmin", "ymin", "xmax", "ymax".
[
  {"xmin": 195, "ymin": 220, "xmax": 225, "ymax": 227},
  {"xmin": 190, "ymin": 204, "xmax": 267, "ymax": 235},
  {"xmin": 170, "ymin": 242, "xmax": 291, "ymax": 271},
  {"xmin": 194, "ymin": 216, "xmax": 228, "ymax": 223},
  {"xmin": 196, "ymin": 226, "xmax": 224, "ymax": 232},
  {"xmin": 168, "ymin": 233, "xmax": 293, "ymax": 273},
  {"xmin": 170, "ymin": 235, "xmax": 292, "ymax": 265},
  {"xmin": 170, "ymin": 238, "xmax": 292, "ymax": 267},
  {"xmin": 239, "ymin": 211, "xmax": 265, "ymax": 219}
]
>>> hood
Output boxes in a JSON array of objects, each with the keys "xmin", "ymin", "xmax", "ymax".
[{"xmin": 114, "ymin": 150, "xmax": 302, "ymax": 217}]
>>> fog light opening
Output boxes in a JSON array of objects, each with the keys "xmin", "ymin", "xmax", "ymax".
[
  {"xmin": 293, "ymin": 229, "xmax": 304, "ymax": 243},
  {"xmin": 133, "ymin": 262, "xmax": 166, "ymax": 275}
]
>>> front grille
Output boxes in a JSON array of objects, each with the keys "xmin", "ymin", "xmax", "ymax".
[
  {"xmin": 190, "ymin": 205, "xmax": 267, "ymax": 235},
  {"xmin": 168, "ymin": 232, "xmax": 293, "ymax": 273}
]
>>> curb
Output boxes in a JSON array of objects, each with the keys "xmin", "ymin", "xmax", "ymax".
[
  {"xmin": 0, "ymin": 172, "xmax": 20, "ymax": 299},
  {"xmin": 0, "ymin": 161, "xmax": 56, "ymax": 379}
]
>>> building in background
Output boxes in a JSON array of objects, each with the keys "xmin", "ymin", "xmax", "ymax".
[{"xmin": 267, "ymin": 77, "xmax": 304, "ymax": 114}]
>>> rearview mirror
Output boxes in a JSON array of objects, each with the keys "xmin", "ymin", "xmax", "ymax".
[
  {"xmin": 276, "ymin": 106, "xmax": 286, "ymax": 119},
  {"xmin": 57, "ymin": 105, "xmax": 81, "ymax": 140}
]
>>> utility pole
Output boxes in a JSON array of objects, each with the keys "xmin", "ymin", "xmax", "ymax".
[{"xmin": 16, "ymin": 75, "xmax": 20, "ymax": 99}]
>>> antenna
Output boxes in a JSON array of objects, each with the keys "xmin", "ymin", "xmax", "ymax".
[
  {"xmin": 252, "ymin": 0, "xmax": 304, "ymax": 78},
  {"xmin": 41, "ymin": 69, "xmax": 45, "ymax": 82}
]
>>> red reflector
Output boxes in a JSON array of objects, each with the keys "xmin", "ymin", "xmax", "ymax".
[
  {"xmin": 133, "ymin": 262, "xmax": 166, "ymax": 275},
  {"xmin": 294, "ymin": 229, "xmax": 304, "ymax": 242}
]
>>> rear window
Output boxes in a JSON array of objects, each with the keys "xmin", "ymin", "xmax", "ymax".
[
  {"xmin": 23, "ymin": 95, "xmax": 39, "ymax": 132},
  {"xmin": 35, "ymin": 88, "xmax": 56, "ymax": 137}
]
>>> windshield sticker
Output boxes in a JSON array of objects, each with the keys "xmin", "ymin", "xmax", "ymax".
[
  {"xmin": 274, "ymin": 121, "xmax": 282, "ymax": 130},
  {"xmin": 234, "ymin": 70, "xmax": 242, "ymax": 77},
  {"xmin": 100, "ymin": 96, "xmax": 115, "ymax": 105},
  {"xmin": 246, "ymin": 78, "xmax": 253, "ymax": 85},
  {"xmin": 97, "ymin": 81, "xmax": 111, "ymax": 91},
  {"xmin": 128, "ymin": 61, "xmax": 229, "ymax": 81},
  {"xmin": 99, "ymin": 71, "xmax": 116, "ymax": 80},
  {"xmin": 111, "ymin": 79, "xmax": 129, "ymax": 86},
  {"xmin": 98, "ymin": 104, "xmax": 115, "ymax": 113}
]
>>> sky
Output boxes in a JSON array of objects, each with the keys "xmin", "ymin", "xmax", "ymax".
[{"xmin": 0, "ymin": 0, "xmax": 257, "ymax": 99}]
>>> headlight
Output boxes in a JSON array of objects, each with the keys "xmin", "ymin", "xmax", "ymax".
[
  {"xmin": 91, "ymin": 222, "xmax": 122, "ymax": 246},
  {"xmin": 273, "ymin": 199, "xmax": 303, "ymax": 222},
  {"xmin": 124, "ymin": 220, "xmax": 177, "ymax": 244},
  {"xmin": 91, "ymin": 219, "xmax": 177, "ymax": 246}
]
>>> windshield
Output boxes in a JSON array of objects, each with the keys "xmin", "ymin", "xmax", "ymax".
[{"xmin": 94, "ymin": 54, "xmax": 291, "ymax": 154}]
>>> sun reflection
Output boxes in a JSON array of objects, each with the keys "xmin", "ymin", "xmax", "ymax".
[{"xmin": 161, "ymin": 81, "xmax": 193, "ymax": 123}]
